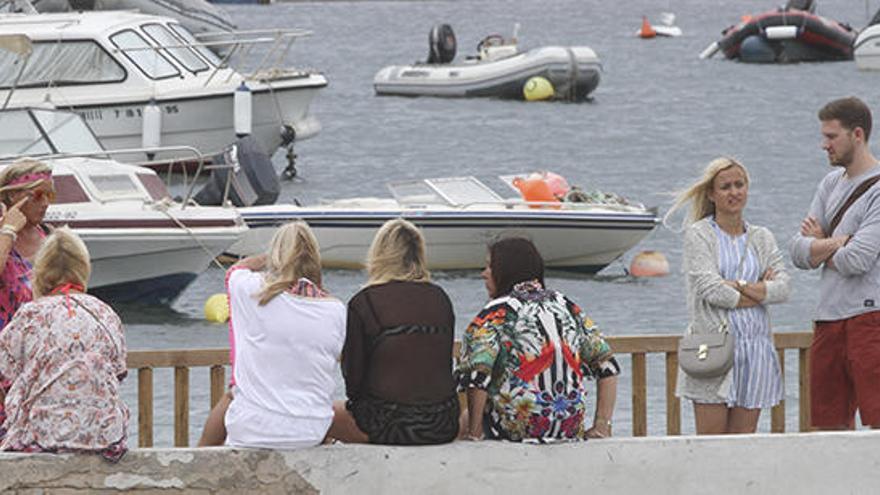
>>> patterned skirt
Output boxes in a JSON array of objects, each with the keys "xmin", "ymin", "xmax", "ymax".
[{"xmin": 347, "ymin": 395, "xmax": 459, "ymax": 445}]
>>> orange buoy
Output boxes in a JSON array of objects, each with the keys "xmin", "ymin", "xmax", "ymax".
[
  {"xmin": 629, "ymin": 250, "xmax": 670, "ymax": 277},
  {"xmin": 513, "ymin": 176, "xmax": 558, "ymax": 208},
  {"xmin": 639, "ymin": 16, "xmax": 657, "ymax": 38}
]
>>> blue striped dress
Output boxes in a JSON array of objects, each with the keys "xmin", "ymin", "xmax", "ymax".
[{"xmin": 711, "ymin": 219, "xmax": 783, "ymax": 409}]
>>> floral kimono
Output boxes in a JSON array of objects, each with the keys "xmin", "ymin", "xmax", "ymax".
[{"xmin": 457, "ymin": 280, "xmax": 620, "ymax": 441}]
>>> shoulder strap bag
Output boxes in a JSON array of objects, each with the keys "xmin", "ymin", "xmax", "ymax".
[
  {"xmin": 827, "ymin": 174, "xmax": 880, "ymax": 235},
  {"xmin": 678, "ymin": 229, "xmax": 750, "ymax": 379}
]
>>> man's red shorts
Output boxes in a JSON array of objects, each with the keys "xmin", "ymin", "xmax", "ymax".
[{"xmin": 811, "ymin": 310, "xmax": 880, "ymax": 428}]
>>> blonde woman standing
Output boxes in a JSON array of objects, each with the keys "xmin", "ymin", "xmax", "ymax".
[
  {"xmin": 668, "ymin": 157, "xmax": 790, "ymax": 434},
  {"xmin": 221, "ymin": 221, "xmax": 346, "ymax": 449},
  {"xmin": 328, "ymin": 218, "xmax": 459, "ymax": 445},
  {"xmin": 0, "ymin": 228, "xmax": 128, "ymax": 461}
]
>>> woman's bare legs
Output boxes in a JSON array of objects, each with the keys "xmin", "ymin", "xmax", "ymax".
[
  {"xmin": 726, "ymin": 407, "xmax": 761, "ymax": 433},
  {"xmin": 694, "ymin": 402, "xmax": 728, "ymax": 434},
  {"xmin": 198, "ymin": 391, "xmax": 233, "ymax": 446},
  {"xmin": 326, "ymin": 400, "xmax": 369, "ymax": 443}
]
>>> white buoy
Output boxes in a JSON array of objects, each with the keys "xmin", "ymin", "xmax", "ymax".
[
  {"xmin": 141, "ymin": 99, "xmax": 162, "ymax": 149},
  {"xmin": 234, "ymin": 81, "xmax": 252, "ymax": 137},
  {"xmin": 629, "ymin": 250, "xmax": 670, "ymax": 277}
]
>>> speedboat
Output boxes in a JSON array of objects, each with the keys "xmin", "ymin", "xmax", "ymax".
[
  {"xmin": 26, "ymin": 0, "xmax": 236, "ymax": 35},
  {"xmin": 853, "ymin": 9, "xmax": 880, "ymax": 69},
  {"xmin": 225, "ymin": 176, "xmax": 658, "ymax": 273},
  {"xmin": 636, "ymin": 13, "xmax": 682, "ymax": 38},
  {"xmin": 0, "ymin": 107, "xmax": 248, "ymax": 304},
  {"xmin": 699, "ymin": 0, "xmax": 856, "ymax": 63},
  {"xmin": 373, "ymin": 24, "xmax": 601, "ymax": 102},
  {"xmin": 0, "ymin": 11, "xmax": 326, "ymax": 176}
]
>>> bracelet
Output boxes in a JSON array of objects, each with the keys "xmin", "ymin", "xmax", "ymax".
[{"xmin": 0, "ymin": 224, "xmax": 17, "ymax": 242}]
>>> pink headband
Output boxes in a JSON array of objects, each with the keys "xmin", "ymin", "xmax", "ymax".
[{"xmin": 7, "ymin": 172, "xmax": 51, "ymax": 186}]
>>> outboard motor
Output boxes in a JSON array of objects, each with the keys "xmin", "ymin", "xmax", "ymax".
[
  {"xmin": 427, "ymin": 24, "xmax": 456, "ymax": 64},
  {"xmin": 784, "ymin": 0, "xmax": 816, "ymax": 13},
  {"xmin": 193, "ymin": 135, "xmax": 279, "ymax": 207}
]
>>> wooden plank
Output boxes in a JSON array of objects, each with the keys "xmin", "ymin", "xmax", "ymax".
[
  {"xmin": 771, "ymin": 349, "xmax": 785, "ymax": 433},
  {"xmin": 128, "ymin": 349, "xmax": 230, "ymax": 369},
  {"xmin": 174, "ymin": 366, "xmax": 190, "ymax": 447},
  {"xmin": 631, "ymin": 353, "xmax": 647, "ymax": 437},
  {"xmin": 800, "ymin": 347, "xmax": 811, "ymax": 432},
  {"xmin": 210, "ymin": 365, "xmax": 226, "ymax": 408},
  {"xmin": 137, "ymin": 368, "xmax": 153, "ymax": 448},
  {"xmin": 608, "ymin": 336, "xmax": 681, "ymax": 354},
  {"xmin": 665, "ymin": 352, "xmax": 680, "ymax": 435},
  {"xmin": 773, "ymin": 331, "xmax": 813, "ymax": 349}
]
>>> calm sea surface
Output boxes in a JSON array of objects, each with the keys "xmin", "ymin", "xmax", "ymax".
[{"xmin": 118, "ymin": 0, "xmax": 880, "ymax": 444}]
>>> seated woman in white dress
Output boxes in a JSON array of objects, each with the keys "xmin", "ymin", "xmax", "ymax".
[{"xmin": 222, "ymin": 221, "xmax": 346, "ymax": 449}]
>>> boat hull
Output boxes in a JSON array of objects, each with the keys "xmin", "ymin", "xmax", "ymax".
[
  {"xmin": 717, "ymin": 10, "xmax": 855, "ymax": 63},
  {"xmin": 854, "ymin": 25, "xmax": 880, "ymax": 70},
  {"xmin": 229, "ymin": 208, "xmax": 657, "ymax": 273},
  {"xmin": 374, "ymin": 46, "xmax": 601, "ymax": 101}
]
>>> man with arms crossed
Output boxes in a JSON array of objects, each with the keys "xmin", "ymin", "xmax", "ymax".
[{"xmin": 790, "ymin": 96, "xmax": 880, "ymax": 430}]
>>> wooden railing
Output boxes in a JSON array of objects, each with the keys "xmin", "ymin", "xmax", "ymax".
[{"xmin": 128, "ymin": 332, "xmax": 813, "ymax": 447}]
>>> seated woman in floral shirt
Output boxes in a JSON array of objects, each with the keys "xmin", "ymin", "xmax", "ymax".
[
  {"xmin": 0, "ymin": 227, "xmax": 128, "ymax": 461},
  {"xmin": 457, "ymin": 237, "xmax": 621, "ymax": 441}
]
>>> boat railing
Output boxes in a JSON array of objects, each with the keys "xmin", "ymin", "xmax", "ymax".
[
  {"xmin": 129, "ymin": 331, "xmax": 813, "ymax": 447},
  {"xmin": 449, "ymin": 199, "xmax": 653, "ymax": 213},
  {"xmin": 114, "ymin": 28, "xmax": 316, "ymax": 86}
]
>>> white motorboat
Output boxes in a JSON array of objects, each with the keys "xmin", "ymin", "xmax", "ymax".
[
  {"xmin": 374, "ymin": 24, "xmax": 601, "ymax": 101},
  {"xmin": 0, "ymin": 107, "xmax": 248, "ymax": 304},
  {"xmin": 226, "ymin": 176, "xmax": 658, "ymax": 273},
  {"xmin": 27, "ymin": 0, "xmax": 236, "ymax": 35},
  {"xmin": 854, "ymin": 9, "xmax": 880, "ymax": 70},
  {"xmin": 0, "ymin": 11, "xmax": 326, "ymax": 176}
]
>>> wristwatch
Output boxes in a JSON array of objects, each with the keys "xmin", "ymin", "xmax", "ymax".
[{"xmin": 736, "ymin": 279, "xmax": 748, "ymax": 291}]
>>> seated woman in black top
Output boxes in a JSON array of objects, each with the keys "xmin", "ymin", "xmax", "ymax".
[{"xmin": 328, "ymin": 218, "xmax": 459, "ymax": 445}]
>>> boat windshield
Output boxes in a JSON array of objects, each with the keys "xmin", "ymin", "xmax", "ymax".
[
  {"xmin": 0, "ymin": 109, "xmax": 103, "ymax": 158},
  {"xmin": 0, "ymin": 40, "xmax": 125, "ymax": 89},
  {"xmin": 389, "ymin": 176, "xmax": 502, "ymax": 206}
]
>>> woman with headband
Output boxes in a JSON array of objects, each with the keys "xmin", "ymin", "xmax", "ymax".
[{"xmin": 0, "ymin": 159, "xmax": 54, "ymax": 331}]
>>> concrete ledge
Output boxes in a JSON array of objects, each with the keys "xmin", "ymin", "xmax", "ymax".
[{"xmin": 2, "ymin": 431, "xmax": 880, "ymax": 493}]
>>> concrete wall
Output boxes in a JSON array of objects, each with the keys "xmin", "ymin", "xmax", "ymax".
[{"xmin": 2, "ymin": 431, "xmax": 880, "ymax": 494}]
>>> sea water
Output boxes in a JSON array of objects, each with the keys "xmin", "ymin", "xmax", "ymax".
[{"xmin": 119, "ymin": 0, "xmax": 880, "ymax": 444}]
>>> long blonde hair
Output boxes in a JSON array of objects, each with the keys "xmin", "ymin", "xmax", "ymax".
[
  {"xmin": 256, "ymin": 221, "xmax": 323, "ymax": 306},
  {"xmin": 32, "ymin": 227, "xmax": 91, "ymax": 298},
  {"xmin": 664, "ymin": 157, "xmax": 750, "ymax": 229},
  {"xmin": 0, "ymin": 158, "xmax": 52, "ymax": 206},
  {"xmin": 366, "ymin": 218, "xmax": 430, "ymax": 286}
]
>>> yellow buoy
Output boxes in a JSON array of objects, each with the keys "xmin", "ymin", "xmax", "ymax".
[
  {"xmin": 629, "ymin": 250, "xmax": 670, "ymax": 277},
  {"xmin": 523, "ymin": 76, "xmax": 554, "ymax": 101},
  {"xmin": 204, "ymin": 293, "xmax": 230, "ymax": 323}
]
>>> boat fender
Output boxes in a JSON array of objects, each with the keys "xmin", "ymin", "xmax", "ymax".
[
  {"xmin": 234, "ymin": 81, "xmax": 252, "ymax": 137},
  {"xmin": 523, "ymin": 76, "xmax": 554, "ymax": 101},
  {"xmin": 193, "ymin": 135, "xmax": 279, "ymax": 207},
  {"xmin": 543, "ymin": 171, "xmax": 570, "ymax": 198},
  {"xmin": 204, "ymin": 293, "xmax": 229, "ymax": 323},
  {"xmin": 427, "ymin": 24, "xmax": 456, "ymax": 64},
  {"xmin": 141, "ymin": 98, "xmax": 162, "ymax": 151},
  {"xmin": 765, "ymin": 25, "xmax": 798, "ymax": 40},
  {"xmin": 629, "ymin": 251, "xmax": 670, "ymax": 277},
  {"xmin": 699, "ymin": 41, "xmax": 720, "ymax": 59}
]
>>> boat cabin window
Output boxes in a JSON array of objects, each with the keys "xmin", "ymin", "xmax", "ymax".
[
  {"xmin": 136, "ymin": 172, "xmax": 170, "ymax": 201},
  {"xmin": 110, "ymin": 30, "xmax": 180, "ymax": 80},
  {"xmin": 142, "ymin": 23, "xmax": 209, "ymax": 74},
  {"xmin": 31, "ymin": 109, "xmax": 103, "ymax": 154},
  {"xmin": 52, "ymin": 175, "xmax": 91, "ymax": 204},
  {"xmin": 0, "ymin": 40, "xmax": 125, "ymax": 89},
  {"xmin": 168, "ymin": 23, "xmax": 222, "ymax": 67},
  {"xmin": 84, "ymin": 173, "xmax": 149, "ymax": 202}
]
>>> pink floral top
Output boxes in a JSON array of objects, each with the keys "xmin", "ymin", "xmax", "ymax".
[
  {"xmin": 0, "ymin": 249, "xmax": 33, "ymax": 331},
  {"xmin": 0, "ymin": 293, "xmax": 129, "ymax": 460}
]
